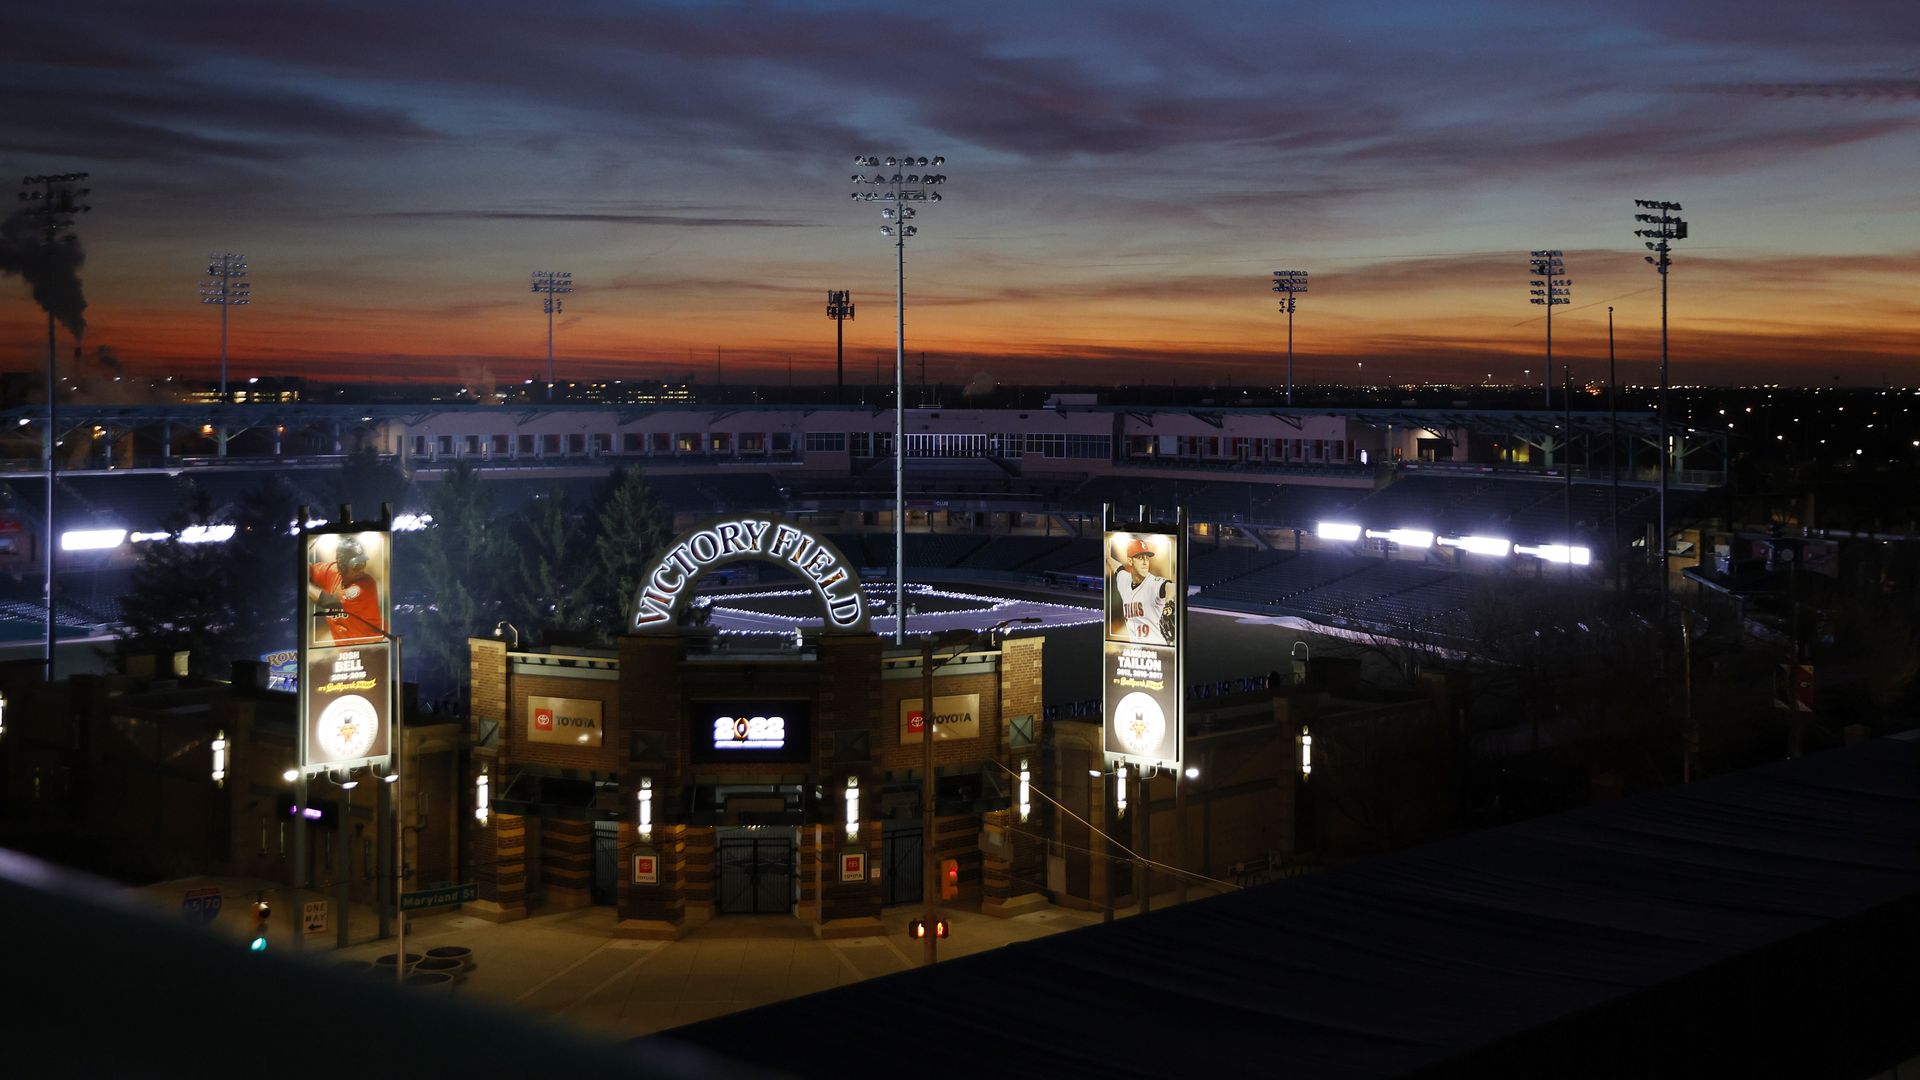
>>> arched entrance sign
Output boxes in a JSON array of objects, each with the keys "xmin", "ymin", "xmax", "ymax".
[{"xmin": 629, "ymin": 517, "xmax": 869, "ymax": 634}]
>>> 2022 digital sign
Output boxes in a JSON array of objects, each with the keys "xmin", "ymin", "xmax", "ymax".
[{"xmin": 690, "ymin": 700, "xmax": 811, "ymax": 763}]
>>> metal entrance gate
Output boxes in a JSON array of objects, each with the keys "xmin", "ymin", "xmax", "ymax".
[
  {"xmin": 882, "ymin": 826, "xmax": 923, "ymax": 907},
  {"xmin": 592, "ymin": 822, "xmax": 618, "ymax": 905},
  {"xmin": 717, "ymin": 834, "xmax": 794, "ymax": 915}
]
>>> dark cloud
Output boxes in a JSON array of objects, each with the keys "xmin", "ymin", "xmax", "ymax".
[
  {"xmin": 384, "ymin": 209, "xmax": 815, "ymax": 229},
  {"xmin": 1721, "ymin": 79, "xmax": 1920, "ymax": 102}
]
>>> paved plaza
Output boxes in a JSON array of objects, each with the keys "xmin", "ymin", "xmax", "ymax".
[{"xmin": 136, "ymin": 876, "xmax": 1122, "ymax": 1044}]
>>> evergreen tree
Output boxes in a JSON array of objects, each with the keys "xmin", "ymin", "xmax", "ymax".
[
  {"xmin": 409, "ymin": 461, "xmax": 501, "ymax": 699},
  {"xmin": 586, "ymin": 467, "xmax": 674, "ymax": 639},
  {"xmin": 116, "ymin": 486, "xmax": 241, "ymax": 678},
  {"xmin": 503, "ymin": 486, "xmax": 595, "ymax": 644},
  {"xmin": 227, "ymin": 474, "xmax": 300, "ymax": 660}
]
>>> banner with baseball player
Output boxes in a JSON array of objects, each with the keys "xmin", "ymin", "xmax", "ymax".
[
  {"xmin": 1101, "ymin": 506, "xmax": 1185, "ymax": 770},
  {"xmin": 299, "ymin": 512, "xmax": 394, "ymax": 773}
]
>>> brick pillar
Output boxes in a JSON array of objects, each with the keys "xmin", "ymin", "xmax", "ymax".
[
  {"xmin": 985, "ymin": 635, "xmax": 1049, "ymax": 917},
  {"xmin": 540, "ymin": 818, "xmax": 594, "ymax": 909},
  {"xmin": 617, "ymin": 822, "xmax": 687, "ymax": 940},
  {"xmin": 469, "ymin": 812, "xmax": 528, "ymax": 922},
  {"xmin": 810, "ymin": 824, "xmax": 882, "ymax": 939},
  {"xmin": 682, "ymin": 826, "xmax": 716, "ymax": 926}
]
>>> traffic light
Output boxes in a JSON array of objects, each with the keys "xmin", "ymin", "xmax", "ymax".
[
  {"xmin": 908, "ymin": 918, "xmax": 950, "ymax": 940},
  {"xmin": 249, "ymin": 901, "xmax": 270, "ymax": 952}
]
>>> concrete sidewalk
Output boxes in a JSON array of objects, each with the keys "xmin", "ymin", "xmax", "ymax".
[{"xmin": 134, "ymin": 876, "xmax": 1112, "ymax": 1043}]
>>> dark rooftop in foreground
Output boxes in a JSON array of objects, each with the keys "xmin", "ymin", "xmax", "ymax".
[{"xmin": 658, "ymin": 734, "xmax": 1920, "ymax": 1079}]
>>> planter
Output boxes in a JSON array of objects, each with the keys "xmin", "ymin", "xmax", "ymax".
[{"xmin": 424, "ymin": 945, "xmax": 474, "ymax": 971}]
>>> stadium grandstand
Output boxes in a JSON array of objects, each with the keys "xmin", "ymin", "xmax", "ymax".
[{"xmin": 0, "ymin": 400, "xmax": 1723, "ymax": 656}]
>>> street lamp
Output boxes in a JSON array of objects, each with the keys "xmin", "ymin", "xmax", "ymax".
[
  {"xmin": 826, "ymin": 290, "xmax": 855, "ymax": 395},
  {"xmin": 200, "ymin": 252, "xmax": 250, "ymax": 400},
  {"xmin": 530, "ymin": 270, "xmax": 573, "ymax": 402},
  {"xmin": 851, "ymin": 153, "xmax": 948, "ymax": 644},
  {"xmin": 1528, "ymin": 250, "xmax": 1569, "ymax": 409},
  {"xmin": 914, "ymin": 616, "xmax": 1036, "ymax": 965},
  {"xmin": 1270, "ymin": 270, "xmax": 1308, "ymax": 406},
  {"xmin": 19, "ymin": 171, "xmax": 90, "ymax": 683},
  {"xmin": 1634, "ymin": 199, "xmax": 1688, "ymax": 673}
]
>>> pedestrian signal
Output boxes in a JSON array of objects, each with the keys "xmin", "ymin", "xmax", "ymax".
[{"xmin": 249, "ymin": 901, "xmax": 271, "ymax": 952}]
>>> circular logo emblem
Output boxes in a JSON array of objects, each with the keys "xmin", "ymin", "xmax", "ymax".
[
  {"xmin": 343, "ymin": 585, "xmax": 362, "ymax": 601},
  {"xmin": 1112, "ymin": 691, "xmax": 1166, "ymax": 755},
  {"xmin": 316, "ymin": 694, "xmax": 380, "ymax": 761}
]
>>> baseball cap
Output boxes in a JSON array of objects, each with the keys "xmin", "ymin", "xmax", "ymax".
[{"xmin": 1125, "ymin": 538, "xmax": 1154, "ymax": 560}]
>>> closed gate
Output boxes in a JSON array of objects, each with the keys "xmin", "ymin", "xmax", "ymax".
[
  {"xmin": 717, "ymin": 834, "xmax": 793, "ymax": 915},
  {"xmin": 592, "ymin": 822, "xmax": 619, "ymax": 905},
  {"xmin": 882, "ymin": 826, "xmax": 923, "ymax": 907}
]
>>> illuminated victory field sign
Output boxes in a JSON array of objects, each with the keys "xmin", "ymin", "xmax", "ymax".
[
  {"xmin": 1101, "ymin": 506, "xmax": 1185, "ymax": 770},
  {"xmin": 299, "ymin": 518, "xmax": 394, "ymax": 773},
  {"xmin": 629, "ymin": 517, "xmax": 869, "ymax": 634}
]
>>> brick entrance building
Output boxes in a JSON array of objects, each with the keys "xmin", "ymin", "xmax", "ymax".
[{"xmin": 463, "ymin": 630, "xmax": 1046, "ymax": 938}]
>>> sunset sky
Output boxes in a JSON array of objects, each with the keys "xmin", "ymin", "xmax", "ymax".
[{"xmin": 3, "ymin": 1, "xmax": 1917, "ymax": 390}]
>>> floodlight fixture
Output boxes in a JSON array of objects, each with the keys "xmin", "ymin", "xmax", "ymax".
[
  {"xmin": 61, "ymin": 528, "xmax": 126, "ymax": 552},
  {"xmin": 1516, "ymin": 543, "xmax": 1592, "ymax": 566},
  {"xmin": 1315, "ymin": 521, "xmax": 1363, "ymax": 542},
  {"xmin": 1632, "ymin": 197, "xmax": 1688, "ymax": 641},
  {"xmin": 1366, "ymin": 527, "xmax": 1435, "ymax": 548},
  {"xmin": 1271, "ymin": 270, "xmax": 1310, "ymax": 405},
  {"xmin": 826, "ymin": 290, "xmax": 855, "ymax": 392},
  {"xmin": 530, "ymin": 270, "xmax": 575, "ymax": 400},
  {"xmin": 20, "ymin": 172, "xmax": 91, "ymax": 686},
  {"xmin": 1527, "ymin": 250, "xmax": 1570, "ymax": 408},
  {"xmin": 850, "ymin": 151, "xmax": 950, "ymax": 644},
  {"xmin": 200, "ymin": 252, "xmax": 251, "ymax": 399},
  {"xmin": 1439, "ymin": 535, "xmax": 1513, "ymax": 557}
]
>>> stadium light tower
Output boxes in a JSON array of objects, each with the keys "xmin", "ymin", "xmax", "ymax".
[
  {"xmin": 530, "ymin": 270, "xmax": 573, "ymax": 402},
  {"xmin": 1528, "ymin": 250, "xmax": 1569, "ymax": 409},
  {"xmin": 18, "ymin": 171, "xmax": 90, "ymax": 682},
  {"xmin": 826, "ymin": 290, "xmax": 855, "ymax": 395},
  {"xmin": 1271, "ymin": 270, "xmax": 1309, "ymax": 406},
  {"xmin": 1633, "ymin": 199, "xmax": 1687, "ymax": 636},
  {"xmin": 850, "ymin": 153, "xmax": 948, "ymax": 644},
  {"xmin": 200, "ymin": 252, "xmax": 250, "ymax": 400}
]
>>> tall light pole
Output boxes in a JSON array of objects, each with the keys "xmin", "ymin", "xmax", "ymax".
[
  {"xmin": 18, "ymin": 172, "xmax": 90, "ymax": 682},
  {"xmin": 1270, "ymin": 270, "xmax": 1308, "ymax": 406},
  {"xmin": 1633, "ymin": 200, "xmax": 1687, "ymax": 639},
  {"xmin": 1528, "ymin": 250, "xmax": 1569, "ymax": 409},
  {"xmin": 826, "ymin": 290, "xmax": 855, "ymax": 396},
  {"xmin": 529, "ymin": 270, "xmax": 573, "ymax": 402},
  {"xmin": 851, "ymin": 154, "xmax": 948, "ymax": 644},
  {"xmin": 200, "ymin": 252, "xmax": 250, "ymax": 401}
]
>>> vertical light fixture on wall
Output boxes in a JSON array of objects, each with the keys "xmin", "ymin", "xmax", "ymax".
[
  {"xmin": 844, "ymin": 776, "xmax": 860, "ymax": 840},
  {"xmin": 1115, "ymin": 764, "xmax": 1129, "ymax": 818},
  {"xmin": 474, "ymin": 769, "xmax": 490, "ymax": 825},
  {"xmin": 211, "ymin": 730, "xmax": 228, "ymax": 788},
  {"xmin": 638, "ymin": 777, "xmax": 653, "ymax": 842},
  {"xmin": 1018, "ymin": 758, "xmax": 1031, "ymax": 823},
  {"xmin": 1299, "ymin": 725, "xmax": 1313, "ymax": 780}
]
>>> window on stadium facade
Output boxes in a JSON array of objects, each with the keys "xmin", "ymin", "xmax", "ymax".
[{"xmin": 805, "ymin": 432, "xmax": 847, "ymax": 452}]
